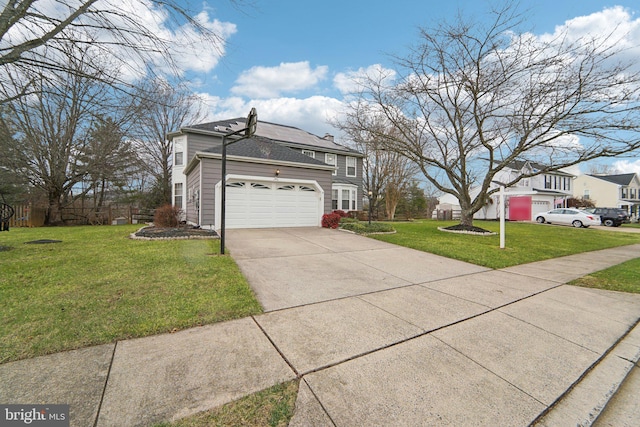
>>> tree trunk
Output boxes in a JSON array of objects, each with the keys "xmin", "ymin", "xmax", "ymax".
[
  {"xmin": 459, "ymin": 208, "xmax": 474, "ymax": 227},
  {"xmin": 46, "ymin": 192, "xmax": 63, "ymax": 225}
]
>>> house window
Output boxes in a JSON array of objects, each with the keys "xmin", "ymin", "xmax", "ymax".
[
  {"xmin": 544, "ymin": 175, "xmax": 552, "ymax": 189},
  {"xmin": 251, "ymin": 182, "xmax": 270, "ymax": 190},
  {"xmin": 341, "ymin": 189, "xmax": 350, "ymax": 210},
  {"xmin": 346, "ymin": 156, "xmax": 356, "ymax": 177},
  {"xmin": 563, "ymin": 177, "xmax": 571, "ymax": 191},
  {"xmin": 302, "ymin": 150, "xmax": 315, "ymax": 159},
  {"xmin": 174, "ymin": 183, "xmax": 183, "ymax": 208},
  {"xmin": 584, "ymin": 190, "xmax": 590, "ymax": 200},
  {"xmin": 333, "ymin": 184, "xmax": 358, "ymax": 211},
  {"xmin": 174, "ymin": 151, "xmax": 183, "ymax": 166},
  {"xmin": 622, "ymin": 188, "xmax": 629, "ymax": 198},
  {"xmin": 325, "ymin": 153, "xmax": 337, "ymax": 176}
]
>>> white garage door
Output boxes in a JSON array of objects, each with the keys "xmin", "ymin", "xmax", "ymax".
[{"xmin": 222, "ymin": 179, "xmax": 322, "ymax": 229}]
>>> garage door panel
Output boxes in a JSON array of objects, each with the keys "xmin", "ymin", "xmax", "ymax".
[{"xmin": 224, "ymin": 179, "xmax": 321, "ymax": 228}]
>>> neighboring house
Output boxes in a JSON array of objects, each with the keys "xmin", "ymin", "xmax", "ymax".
[
  {"xmin": 573, "ymin": 173, "xmax": 640, "ymax": 220},
  {"xmin": 433, "ymin": 160, "xmax": 575, "ymax": 221},
  {"xmin": 168, "ymin": 118, "xmax": 363, "ymax": 229}
]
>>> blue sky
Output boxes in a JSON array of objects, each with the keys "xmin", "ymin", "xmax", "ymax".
[{"xmin": 173, "ymin": 0, "xmax": 640, "ymax": 174}]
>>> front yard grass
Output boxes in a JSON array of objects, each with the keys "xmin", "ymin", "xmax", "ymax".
[
  {"xmin": 155, "ymin": 380, "xmax": 299, "ymax": 427},
  {"xmin": 370, "ymin": 220, "xmax": 640, "ymax": 269},
  {"xmin": 569, "ymin": 257, "xmax": 640, "ymax": 294},
  {"xmin": 0, "ymin": 225, "xmax": 262, "ymax": 363}
]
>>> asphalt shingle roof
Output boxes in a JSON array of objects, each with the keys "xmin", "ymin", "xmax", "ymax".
[
  {"xmin": 185, "ymin": 118, "xmax": 361, "ymax": 155},
  {"xmin": 588, "ymin": 173, "xmax": 636, "ymax": 186},
  {"xmin": 202, "ymin": 136, "xmax": 330, "ymax": 167}
]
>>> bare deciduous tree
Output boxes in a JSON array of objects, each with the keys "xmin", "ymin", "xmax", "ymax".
[
  {"xmin": 132, "ymin": 79, "xmax": 207, "ymax": 206},
  {"xmin": 347, "ymin": 3, "xmax": 640, "ymax": 228},
  {"xmin": 0, "ymin": 44, "xmax": 135, "ymax": 224},
  {"xmin": 0, "ymin": 0, "xmax": 232, "ymax": 103},
  {"xmin": 334, "ymin": 115, "xmax": 417, "ymax": 220}
]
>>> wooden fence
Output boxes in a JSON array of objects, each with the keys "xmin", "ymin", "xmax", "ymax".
[
  {"xmin": 9, "ymin": 204, "xmax": 46, "ymax": 228},
  {"xmin": 7, "ymin": 204, "xmax": 155, "ymax": 227}
]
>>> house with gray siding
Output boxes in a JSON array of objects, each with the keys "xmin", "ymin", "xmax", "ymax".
[{"xmin": 169, "ymin": 118, "xmax": 363, "ymax": 229}]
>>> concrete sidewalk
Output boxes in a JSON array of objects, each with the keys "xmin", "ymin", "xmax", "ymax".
[{"xmin": 1, "ymin": 230, "xmax": 639, "ymax": 426}]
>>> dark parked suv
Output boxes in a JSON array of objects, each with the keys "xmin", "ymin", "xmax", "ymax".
[{"xmin": 581, "ymin": 207, "xmax": 630, "ymax": 227}]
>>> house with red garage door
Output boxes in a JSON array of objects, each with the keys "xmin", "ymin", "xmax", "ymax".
[
  {"xmin": 434, "ymin": 160, "xmax": 576, "ymax": 221},
  {"xmin": 168, "ymin": 117, "xmax": 364, "ymax": 229}
]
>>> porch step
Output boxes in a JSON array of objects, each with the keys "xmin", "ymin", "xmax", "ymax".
[{"xmin": 533, "ymin": 321, "xmax": 640, "ymax": 427}]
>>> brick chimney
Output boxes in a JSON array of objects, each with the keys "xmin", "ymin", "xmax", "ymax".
[{"xmin": 323, "ymin": 133, "xmax": 334, "ymax": 142}]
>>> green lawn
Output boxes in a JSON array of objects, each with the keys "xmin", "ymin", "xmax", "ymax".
[
  {"xmin": 0, "ymin": 225, "xmax": 262, "ymax": 363},
  {"xmin": 369, "ymin": 220, "xmax": 640, "ymax": 269},
  {"xmin": 155, "ymin": 380, "xmax": 299, "ymax": 427},
  {"xmin": 569, "ymin": 257, "xmax": 640, "ymax": 294}
]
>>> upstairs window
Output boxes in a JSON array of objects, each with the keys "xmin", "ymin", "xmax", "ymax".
[
  {"xmin": 174, "ymin": 151, "xmax": 184, "ymax": 166},
  {"xmin": 302, "ymin": 150, "xmax": 315, "ymax": 159},
  {"xmin": 325, "ymin": 153, "xmax": 337, "ymax": 176},
  {"xmin": 346, "ymin": 156, "xmax": 356, "ymax": 177}
]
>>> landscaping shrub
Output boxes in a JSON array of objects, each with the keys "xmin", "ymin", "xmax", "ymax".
[
  {"xmin": 333, "ymin": 210, "xmax": 349, "ymax": 218},
  {"xmin": 340, "ymin": 217, "xmax": 359, "ymax": 224},
  {"xmin": 341, "ymin": 222, "xmax": 366, "ymax": 233},
  {"xmin": 341, "ymin": 221, "xmax": 395, "ymax": 234},
  {"xmin": 322, "ymin": 213, "xmax": 341, "ymax": 229},
  {"xmin": 154, "ymin": 204, "xmax": 182, "ymax": 227}
]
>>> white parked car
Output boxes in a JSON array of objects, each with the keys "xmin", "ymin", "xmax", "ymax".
[{"xmin": 535, "ymin": 208, "xmax": 600, "ymax": 228}]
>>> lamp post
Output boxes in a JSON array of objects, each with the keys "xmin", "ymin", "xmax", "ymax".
[
  {"xmin": 220, "ymin": 108, "xmax": 258, "ymax": 255},
  {"xmin": 368, "ymin": 191, "xmax": 373, "ymax": 226}
]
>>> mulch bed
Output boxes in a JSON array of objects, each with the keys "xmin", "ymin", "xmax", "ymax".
[
  {"xmin": 439, "ymin": 224, "xmax": 495, "ymax": 236},
  {"xmin": 132, "ymin": 225, "xmax": 219, "ymax": 240}
]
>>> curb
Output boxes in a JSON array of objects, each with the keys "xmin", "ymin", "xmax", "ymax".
[{"xmin": 533, "ymin": 320, "xmax": 640, "ymax": 426}]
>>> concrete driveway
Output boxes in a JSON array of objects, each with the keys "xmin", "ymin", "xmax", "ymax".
[
  {"xmin": 225, "ymin": 227, "xmax": 640, "ymax": 426},
  {"xmin": 225, "ymin": 227, "xmax": 490, "ymax": 311}
]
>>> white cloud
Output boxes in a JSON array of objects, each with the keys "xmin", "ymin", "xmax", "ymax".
[
  {"xmin": 334, "ymin": 64, "xmax": 396, "ymax": 95},
  {"xmin": 200, "ymin": 93, "xmax": 345, "ymax": 138},
  {"xmin": 613, "ymin": 159, "xmax": 640, "ymax": 174},
  {"xmin": 230, "ymin": 61, "xmax": 328, "ymax": 98},
  {"xmin": 1, "ymin": 0, "xmax": 237, "ymax": 81},
  {"xmin": 538, "ymin": 6, "xmax": 640, "ymax": 68}
]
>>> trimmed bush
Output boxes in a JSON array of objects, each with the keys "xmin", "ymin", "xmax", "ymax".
[
  {"xmin": 341, "ymin": 221, "xmax": 395, "ymax": 234},
  {"xmin": 153, "ymin": 204, "xmax": 182, "ymax": 227},
  {"xmin": 333, "ymin": 210, "xmax": 349, "ymax": 218},
  {"xmin": 340, "ymin": 217, "xmax": 359, "ymax": 224},
  {"xmin": 322, "ymin": 213, "xmax": 341, "ymax": 229}
]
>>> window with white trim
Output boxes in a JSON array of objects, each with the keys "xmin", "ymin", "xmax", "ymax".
[
  {"xmin": 341, "ymin": 189, "xmax": 350, "ymax": 210},
  {"xmin": 325, "ymin": 153, "xmax": 337, "ymax": 176},
  {"xmin": 174, "ymin": 151, "xmax": 183, "ymax": 166},
  {"xmin": 333, "ymin": 184, "xmax": 358, "ymax": 211},
  {"xmin": 346, "ymin": 156, "xmax": 356, "ymax": 177},
  {"xmin": 174, "ymin": 183, "xmax": 183, "ymax": 208},
  {"xmin": 251, "ymin": 182, "xmax": 270, "ymax": 190},
  {"xmin": 302, "ymin": 150, "xmax": 315, "ymax": 159}
]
